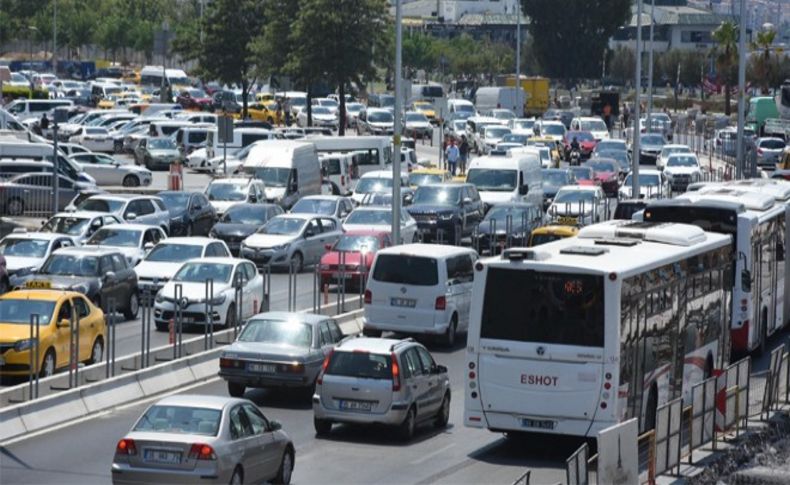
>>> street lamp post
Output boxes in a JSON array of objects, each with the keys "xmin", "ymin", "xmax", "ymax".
[
  {"xmin": 392, "ymin": 0, "xmax": 403, "ymax": 244},
  {"xmin": 632, "ymin": 0, "xmax": 643, "ymax": 197},
  {"xmin": 735, "ymin": 0, "xmax": 747, "ymax": 179},
  {"xmin": 28, "ymin": 26, "xmax": 38, "ymax": 95},
  {"xmin": 646, "ymin": 0, "xmax": 655, "ymax": 129}
]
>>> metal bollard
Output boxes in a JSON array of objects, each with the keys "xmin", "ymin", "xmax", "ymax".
[
  {"xmin": 28, "ymin": 313, "xmax": 40, "ymax": 400},
  {"xmin": 290, "ymin": 260, "xmax": 298, "ymax": 312},
  {"xmin": 173, "ymin": 284, "xmax": 183, "ymax": 359},
  {"xmin": 233, "ymin": 272, "xmax": 243, "ymax": 338},
  {"xmin": 204, "ymin": 279, "xmax": 214, "ymax": 351},
  {"xmin": 105, "ymin": 298, "xmax": 117, "ymax": 378},
  {"xmin": 338, "ymin": 251, "xmax": 347, "ymax": 314},
  {"xmin": 489, "ymin": 218, "xmax": 497, "ymax": 255},
  {"xmin": 359, "ymin": 251, "xmax": 368, "ymax": 309},
  {"xmin": 505, "ymin": 214, "xmax": 513, "ymax": 251},
  {"xmin": 140, "ymin": 290, "xmax": 147, "ymax": 370},
  {"xmin": 313, "ymin": 264, "xmax": 321, "ymax": 314},
  {"xmin": 68, "ymin": 306, "xmax": 80, "ymax": 388},
  {"xmin": 262, "ymin": 265, "xmax": 271, "ymax": 312}
]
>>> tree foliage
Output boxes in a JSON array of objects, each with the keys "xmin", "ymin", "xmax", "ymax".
[
  {"xmin": 520, "ymin": 0, "xmax": 631, "ymax": 80},
  {"xmin": 750, "ymin": 27, "xmax": 777, "ymax": 94},
  {"xmin": 712, "ymin": 20, "xmax": 738, "ymax": 115}
]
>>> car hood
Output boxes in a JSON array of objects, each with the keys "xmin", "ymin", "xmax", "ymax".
[
  {"xmin": 343, "ymin": 222, "xmax": 390, "ymax": 233},
  {"xmin": 322, "ymin": 251, "xmax": 373, "ymax": 267},
  {"xmin": 188, "ymin": 148, "xmax": 207, "ymax": 162},
  {"xmin": 4, "ymin": 256, "xmax": 45, "ymax": 273},
  {"xmin": 265, "ymin": 187, "xmax": 286, "ymax": 201},
  {"xmin": 640, "ymin": 144, "xmax": 663, "ymax": 152},
  {"xmin": 548, "ymin": 202, "xmax": 595, "ymax": 216},
  {"xmin": 244, "ymin": 233, "xmax": 297, "ymax": 248},
  {"xmin": 213, "ymin": 223, "xmax": 258, "ymax": 237},
  {"xmin": 223, "ymin": 341, "xmax": 311, "ymax": 361},
  {"xmin": 134, "ymin": 260, "xmax": 185, "ymax": 280},
  {"xmin": 665, "ymin": 167, "xmax": 699, "ymax": 175},
  {"xmin": 406, "ymin": 121, "xmax": 432, "ymax": 129},
  {"xmin": 478, "ymin": 222, "xmax": 527, "ymax": 235},
  {"xmin": 369, "ymin": 122, "xmax": 393, "ymax": 128},
  {"xmin": 311, "ymin": 114, "xmax": 335, "ymax": 121}
]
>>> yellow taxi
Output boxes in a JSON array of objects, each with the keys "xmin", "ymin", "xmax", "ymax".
[
  {"xmin": 97, "ymin": 97, "xmax": 116, "ymax": 109},
  {"xmin": 528, "ymin": 225, "xmax": 579, "ymax": 247},
  {"xmin": 256, "ymin": 92, "xmax": 275, "ymax": 103},
  {"xmin": 451, "ymin": 174, "xmax": 467, "ymax": 183},
  {"xmin": 247, "ymin": 100, "xmax": 282, "ymax": 125},
  {"xmin": 527, "ymin": 136, "xmax": 561, "ymax": 165},
  {"xmin": 776, "ymin": 148, "xmax": 790, "ymax": 170},
  {"xmin": 0, "ymin": 290, "xmax": 106, "ymax": 378},
  {"xmin": 408, "ymin": 168, "xmax": 452, "ymax": 188},
  {"xmin": 412, "ymin": 101, "xmax": 437, "ymax": 122}
]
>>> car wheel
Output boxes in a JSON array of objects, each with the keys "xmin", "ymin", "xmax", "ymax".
[
  {"xmin": 273, "ymin": 449, "xmax": 294, "ymax": 485},
  {"xmin": 225, "ymin": 304, "xmax": 237, "ymax": 329},
  {"xmin": 114, "ymin": 140, "xmax": 123, "ymax": 153},
  {"xmin": 122, "ymin": 174, "xmax": 140, "ymax": 187},
  {"xmin": 7, "ymin": 198, "xmax": 24, "ymax": 216},
  {"xmin": 40, "ymin": 349, "xmax": 56, "ymax": 378},
  {"xmin": 291, "ymin": 252, "xmax": 304, "ymax": 273},
  {"xmin": 88, "ymin": 337, "xmax": 104, "ymax": 364},
  {"xmin": 123, "ymin": 292, "xmax": 139, "ymax": 320},
  {"xmin": 227, "ymin": 382, "xmax": 245, "ymax": 398},
  {"xmin": 434, "ymin": 392, "xmax": 451, "ymax": 428},
  {"xmin": 314, "ymin": 418, "xmax": 332, "ymax": 436},
  {"xmin": 229, "ymin": 466, "xmax": 243, "ymax": 485},
  {"xmin": 441, "ymin": 316, "xmax": 457, "ymax": 347},
  {"xmin": 267, "ymin": 117, "xmax": 274, "ymax": 125},
  {"xmin": 397, "ymin": 406, "xmax": 417, "ymax": 441}
]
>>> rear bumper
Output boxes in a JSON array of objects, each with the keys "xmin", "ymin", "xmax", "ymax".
[
  {"xmin": 362, "ymin": 315, "xmax": 449, "ymax": 335},
  {"xmin": 111, "ymin": 462, "xmax": 226, "ymax": 484},
  {"xmin": 219, "ymin": 369, "xmax": 316, "ymax": 388},
  {"xmin": 312, "ymin": 396, "xmax": 409, "ymax": 425},
  {"xmin": 470, "ymin": 410, "xmax": 611, "ymax": 438}
]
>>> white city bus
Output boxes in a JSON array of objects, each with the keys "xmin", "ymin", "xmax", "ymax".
[
  {"xmin": 464, "ymin": 221, "xmax": 733, "ymax": 437},
  {"xmin": 307, "ymin": 135, "xmax": 393, "ymax": 178},
  {"xmin": 646, "ymin": 186, "xmax": 790, "ymax": 353}
]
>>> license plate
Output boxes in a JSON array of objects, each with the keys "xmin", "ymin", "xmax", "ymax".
[
  {"xmin": 557, "ymin": 216, "xmax": 578, "ymax": 226},
  {"xmin": 144, "ymin": 449, "xmax": 182, "ymax": 464},
  {"xmin": 248, "ymin": 363, "xmax": 277, "ymax": 373},
  {"xmin": 339, "ymin": 400, "xmax": 373, "ymax": 411},
  {"xmin": 521, "ymin": 418, "xmax": 556, "ymax": 430},
  {"xmin": 390, "ymin": 297, "xmax": 416, "ymax": 308},
  {"xmin": 181, "ymin": 316, "xmax": 195, "ymax": 323},
  {"xmin": 25, "ymin": 280, "xmax": 51, "ymax": 289}
]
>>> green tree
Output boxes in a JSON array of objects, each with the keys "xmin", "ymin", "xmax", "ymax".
[
  {"xmin": 751, "ymin": 27, "xmax": 777, "ymax": 94},
  {"xmin": 712, "ymin": 20, "xmax": 738, "ymax": 115},
  {"xmin": 402, "ymin": 32, "xmax": 438, "ymax": 76},
  {"xmin": 520, "ymin": 0, "xmax": 630, "ymax": 80},
  {"xmin": 250, "ymin": 0, "xmax": 301, "ymax": 83}
]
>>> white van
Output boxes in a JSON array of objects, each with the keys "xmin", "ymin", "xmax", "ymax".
[
  {"xmin": 4, "ymin": 99, "xmax": 74, "ymax": 121},
  {"xmin": 148, "ymin": 120, "xmax": 193, "ymax": 139},
  {"xmin": 409, "ymin": 82, "xmax": 447, "ymax": 116},
  {"xmin": 465, "ymin": 150, "xmax": 543, "ymax": 209},
  {"xmin": 319, "ymin": 152, "xmax": 353, "ymax": 195},
  {"xmin": 206, "ymin": 127, "xmax": 275, "ymax": 160},
  {"xmin": 351, "ymin": 169, "xmax": 409, "ymax": 205},
  {"xmin": 242, "ymin": 140, "xmax": 321, "ymax": 209},
  {"xmin": 474, "ymin": 87, "xmax": 525, "ymax": 116},
  {"xmin": 139, "ymin": 66, "xmax": 190, "ymax": 88},
  {"xmin": 363, "ymin": 244, "xmax": 478, "ymax": 346},
  {"xmin": 0, "ymin": 141, "xmax": 95, "ymax": 185},
  {"xmin": 308, "ymin": 135, "xmax": 392, "ymax": 178},
  {"xmin": 174, "ymin": 124, "xmax": 213, "ymax": 154},
  {"xmin": 448, "ymin": 99, "xmax": 476, "ymax": 117}
]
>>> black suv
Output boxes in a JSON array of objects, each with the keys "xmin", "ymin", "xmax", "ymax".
[{"xmin": 406, "ymin": 183, "xmax": 484, "ymax": 245}]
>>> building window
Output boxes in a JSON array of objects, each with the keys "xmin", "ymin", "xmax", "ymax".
[{"xmin": 681, "ymin": 31, "xmax": 712, "ymax": 44}]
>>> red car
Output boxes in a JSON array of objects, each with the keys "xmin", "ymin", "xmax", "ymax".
[
  {"xmin": 319, "ymin": 230, "xmax": 392, "ymax": 289},
  {"xmin": 583, "ymin": 158, "xmax": 620, "ymax": 197},
  {"xmin": 176, "ymin": 88, "xmax": 213, "ymax": 111},
  {"xmin": 563, "ymin": 130, "xmax": 597, "ymax": 159}
]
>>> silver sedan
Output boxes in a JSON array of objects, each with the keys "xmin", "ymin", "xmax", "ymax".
[{"xmin": 111, "ymin": 394, "xmax": 294, "ymax": 484}]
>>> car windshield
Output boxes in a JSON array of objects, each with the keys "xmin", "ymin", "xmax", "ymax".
[
  {"xmin": 174, "ymin": 263, "xmax": 233, "ymax": 283},
  {"xmin": 661, "ymin": 146, "xmax": 689, "ymax": 157},
  {"xmin": 312, "ymin": 106, "xmax": 331, "ymax": 115},
  {"xmin": 346, "ymin": 103, "xmax": 363, "ymax": 112},
  {"xmin": 0, "ymin": 299, "xmax": 55, "ymax": 324},
  {"xmin": 259, "ymin": 217, "xmax": 305, "ymax": 235},
  {"xmin": 484, "ymin": 206, "xmax": 529, "ymax": 224},
  {"xmin": 667, "ymin": 156, "xmax": 698, "ymax": 167},
  {"xmin": 502, "ymin": 134, "xmax": 528, "ymax": 144},
  {"xmin": 254, "ymin": 167, "xmax": 290, "ymax": 188},
  {"xmin": 291, "ymin": 198, "xmax": 337, "ymax": 216},
  {"xmin": 355, "ymin": 177, "xmax": 392, "ymax": 193},
  {"xmin": 542, "ymin": 124, "xmax": 565, "ymax": 135},
  {"xmin": 345, "ymin": 210, "xmax": 391, "ymax": 225},
  {"xmin": 408, "ymin": 173, "xmax": 443, "ymax": 186},
  {"xmin": 207, "ymin": 183, "xmax": 247, "ymax": 201},
  {"xmin": 86, "ymin": 228, "xmax": 141, "ymax": 248},
  {"xmin": 412, "ymin": 186, "xmax": 461, "ymax": 205},
  {"xmin": 221, "ymin": 205, "xmax": 270, "ymax": 225},
  {"xmin": 41, "ymin": 216, "xmax": 90, "ymax": 236},
  {"xmin": 368, "ymin": 111, "xmax": 393, "ymax": 123},
  {"xmin": 555, "ymin": 190, "xmax": 595, "ymax": 204},
  {"xmin": 0, "ymin": 238, "xmax": 50, "ymax": 258},
  {"xmin": 238, "ymin": 319, "xmax": 313, "ymax": 347},
  {"xmin": 145, "ymin": 244, "xmax": 204, "ymax": 262},
  {"xmin": 133, "ymin": 405, "xmax": 221, "ymax": 436},
  {"xmin": 158, "ymin": 192, "xmax": 191, "ymax": 212},
  {"xmin": 40, "ymin": 254, "xmax": 100, "ymax": 276},
  {"xmin": 513, "ymin": 120, "xmax": 534, "ymax": 130},
  {"xmin": 569, "ymin": 168, "xmax": 593, "ymax": 180},
  {"xmin": 493, "ymin": 111, "xmax": 515, "ymax": 120},
  {"xmin": 586, "ymin": 161, "xmax": 617, "ymax": 173},
  {"xmin": 641, "ymin": 135, "xmax": 664, "ymax": 145},
  {"xmin": 149, "ymin": 138, "xmax": 176, "ymax": 150},
  {"xmin": 580, "ymin": 120, "xmax": 607, "ymax": 132},
  {"xmin": 466, "ymin": 169, "xmax": 517, "ymax": 191},
  {"xmin": 86, "ymin": 128, "xmax": 108, "ymax": 135},
  {"xmin": 405, "ymin": 113, "xmax": 428, "ymax": 123},
  {"xmin": 335, "ymin": 235, "xmax": 380, "ymax": 252},
  {"xmin": 624, "ymin": 174, "xmax": 660, "ymax": 186},
  {"xmin": 542, "ymin": 171, "xmax": 570, "ymax": 186},
  {"xmin": 485, "ymin": 127, "xmax": 510, "ymax": 138},
  {"xmin": 78, "ymin": 198, "xmax": 124, "ymax": 213}
]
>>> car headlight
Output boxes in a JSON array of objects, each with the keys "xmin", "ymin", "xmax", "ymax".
[
  {"xmin": 155, "ymin": 291, "xmax": 164, "ymax": 303},
  {"xmin": 15, "ymin": 339, "xmax": 36, "ymax": 352},
  {"xmin": 272, "ymin": 244, "xmax": 289, "ymax": 251},
  {"xmin": 70, "ymin": 283, "xmax": 89, "ymax": 294},
  {"xmin": 210, "ymin": 293, "xmax": 227, "ymax": 305}
]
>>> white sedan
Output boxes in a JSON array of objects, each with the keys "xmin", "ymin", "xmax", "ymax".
[
  {"xmin": 69, "ymin": 153, "xmax": 152, "ymax": 187},
  {"xmin": 134, "ymin": 237, "xmax": 232, "ymax": 292},
  {"xmin": 297, "ymin": 106, "xmax": 338, "ymax": 130},
  {"xmin": 153, "ymin": 257, "xmax": 263, "ymax": 331},
  {"xmin": 83, "ymin": 224, "xmax": 167, "ymax": 267},
  {"xmin": 546, "ymin": 185, "xmax": 607, "ymax": 226},
  {"xmin": 619, "ymin": 170, "xmax": 671, "ymax": 200},
  {"xmin": 342, "ymin": 206, "xmax": 418, "ymax": 244},
  {"xmin": 69, "ymin": 126, "xmax": 114, "ymax": 152}
]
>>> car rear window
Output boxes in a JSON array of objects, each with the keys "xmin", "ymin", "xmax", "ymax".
[
  {"xmin": 326, "ymin": 351, "xmax": 392, "ymax": 379},
  {"xmin": 372, "ymin": 254, "xmax": 438, "ymax": 286},
  {"xmin": 133, "ymin": 405, "xmax": 221, "ymax": 436}
]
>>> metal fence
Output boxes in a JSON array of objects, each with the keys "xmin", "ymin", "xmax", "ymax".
[{"xmin": 0, "ymin": 172, "xmax": 65, "ymax": 218}]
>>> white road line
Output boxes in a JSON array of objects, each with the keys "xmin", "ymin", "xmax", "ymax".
[{"xmin": 410, "ymin": 443, "xmax": 456, "ymax": 465}]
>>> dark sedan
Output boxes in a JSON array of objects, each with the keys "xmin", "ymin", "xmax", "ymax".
[
  {"xmin": 9, "ymin": 247, "xmax": 139, "ymax": 320},
  {"xmin": 541, "ymin": 168, "xmax": 576, "ymax": 211},
  {"xmin": 636, "ymin": 133, "xmax": 666, "ymax": 164},
  {"xmin": 473, "ymin": 203, "xmax": 543, "ymax": 255},
  {"xmin": 158, "ymin": 190, "xmax": 217, "ymax": 237},
  {"xmin": 209, "ymin": 203, "xmax": 284, "ymax": 256},
  {"xmin": 406, "ymin": 183, "xmax": 484, "ymax": 245},
  {"xmin": 584, "ymin": 158, "xmax": 620, "ymax": 197}
]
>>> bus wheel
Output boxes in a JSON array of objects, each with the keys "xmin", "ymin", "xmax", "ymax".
[{"xmin": 644, "ymin": 386, "xmax": 657, "ymax": 432}]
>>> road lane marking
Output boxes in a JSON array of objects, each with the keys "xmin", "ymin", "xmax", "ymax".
[{"xmin": 409, "ymin": 443, "xmax": 456, "ymax": 465}]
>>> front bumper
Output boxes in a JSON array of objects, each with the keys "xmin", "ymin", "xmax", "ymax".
[
  {"xmin": 154, "ymin": 302, "xmax": 225, "ymax": 326},
  {"xmin": 240, "ymin": 247, "xmax": 290, "ymax": 267},
  {"xmin": 412, "ymin": 218, "xmax": 456, "ymax": 242}
]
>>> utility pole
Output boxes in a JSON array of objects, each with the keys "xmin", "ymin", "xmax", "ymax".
[
  {"xmin": 392, "ymin": 0, "xmax": 403, "ymax": 244},
  {"xmin": 515, "ymin": 1, "xmax": 521, "ymax": 113},
  {"xmin": 646, "ymin": 0, "xmax": 655, "ymax": 129},
  {"xmin": 735, "ymin": 0, "xmax": 747, "ymax": 179},
  {"xmin": 53, "ymin": 0, "xmax": 57, "ymax": 76},
  {"xmin": 632, "ymin": 0, "xmax": 643, "ymax": 198}
]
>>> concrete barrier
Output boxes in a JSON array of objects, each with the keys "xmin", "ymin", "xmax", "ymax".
[{"xmin": 0, "ymin": 310, "xmax": 363, "ymax": 444}]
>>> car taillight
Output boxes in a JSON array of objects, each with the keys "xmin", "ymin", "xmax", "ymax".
[
  {"xmin": 391, "ymin": 352, "xmax": 401, "ymax": 391},
  {"xmin": 188, "ymin": 443, "xmax": 217, "ymax": 461},
  {"xmin": 219, "ymin": 358, "xmax": 239, "ymax": 368},
  {"xmin": 116, "ymin": 438, "xmax": 137, "ymax": 455},
  {"xmin": 435, "ymin": 296, "xmax": 446, "ymax": 310},
  {"xmin": 317, "ymin": 349, "xmax": 333, "ymax": 385},
  {"xmin": 364, "ymin": 289, "xmax": 372, "ymax": 304},
  {"xmin": 757, "ymin": 148, "xmax": 764, "ymax": 155}
]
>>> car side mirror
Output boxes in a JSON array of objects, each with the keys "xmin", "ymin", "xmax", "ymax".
[
  {"xmin": 519, "ymin": 185, "xmax": 529, "ymax": 195},
  {"xmin": 126, "ymin": 212, "xmax": 137, "ymax": 221},
  {"xmin": 103, "ymin": 271, "xmax": 116, "ymax": 282},
  {"xmin": 462, "ymin": 197, "xmax": 472, "ymax": 205},
  {"xmin": 324, "ymin": 244, "xmax": 333, "ymax": 251},
  {"xmin": 269, "ymin": 420, "xmax": 282, "ymax": 432},
  {"xmin": 434, "ymin": 364, "xmax": 448, "ymax": 374},
  {"xmin": 305, "ymin": 230, "xmax": 315, "ymax": 238},
  {"xmin": 58, "ymin": 318, "xmax": 70, "ymax": 328},
  {"xmin": 248, "ymin": 195, "xmax": 257, "ymax": 203},
  {"xmin": 144, "ymin": 242, "xmax": 155, "ymax": 251}
]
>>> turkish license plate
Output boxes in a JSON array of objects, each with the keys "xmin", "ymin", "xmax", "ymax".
[
  {"xmin": 557, "ymin": 216, "xmax": 578, "ymax": 226},
  {"xmin": 390, "ymin": 297, "xmax": 416, "ymax": 308},
  {"xmin": 25, "ymin": 280, "xmax": 51, "ymax": 289},
  {"xmin": 248, "ymin": 363, "xmax": 277, "ymax": 373},
  {"xmin": 339, "ymin": 400, "xmax": 373, "ymax": 412},
  {"xmin": 181, "ymin": 316, "xmax": 195, "ymax": 324},
  {"xmin": 521, "ymin": 418, "xmax": 556, "ymax": 430},
  {"xmin": 144, "ymin": 449, "xmax": 182, "ymax": 464}
]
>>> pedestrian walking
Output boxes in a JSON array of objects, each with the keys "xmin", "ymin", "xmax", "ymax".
[
  {"xmin": 445, "ymin": 139, "xmax": 460, "ymax": 176},
  {"xmin": 459, "ymin": 135, "xmax": 470, "ymax": 175},
  {"xmin": 40, "ymin": 113, "xmax": 49, "ymax": 132},
  {"xmin": 283, "ymin": 99, "xmax": 291, "ymax": 126}
]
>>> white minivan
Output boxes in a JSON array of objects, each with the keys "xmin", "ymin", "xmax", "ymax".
[
  {"xmin": 4, "ymin": 99, "xmax": 74, "ymax": 121},
  {"xmin": 319, "ymin": 152, "xmax": 353, "ymax": 195},
  {"xmin": 465, "ymin": 149, "xmax": 544, "ymax": 210},
  {"xmin": 363, "ymin": 244, "xmax": 478, "ymax": 346},
  {"xmin": 242, "ymin": 139, "xmax": 321, "ymax": 209}
]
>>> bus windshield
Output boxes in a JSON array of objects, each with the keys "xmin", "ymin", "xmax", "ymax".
[{"xmin": 480, "ymin": 268, "xmax": 605, "ymax": 347}]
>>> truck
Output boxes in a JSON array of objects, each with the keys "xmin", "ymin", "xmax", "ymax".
[{"xmin": 503, "ymin": 75, "xmax": 550, "ymax": 116}]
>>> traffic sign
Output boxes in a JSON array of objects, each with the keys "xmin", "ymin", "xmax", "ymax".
[{"xmin": 217, "ymin": 115, "xmax": 234, "ymax": 144}]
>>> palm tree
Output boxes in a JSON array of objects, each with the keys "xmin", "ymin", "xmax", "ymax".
[
  {"xmin": 751, "ymin": 27, "xmax": 777, "ymax": 94},
  {"xmin": 712, "ymin": 20, "xmax": 738, "ymax": 115}
]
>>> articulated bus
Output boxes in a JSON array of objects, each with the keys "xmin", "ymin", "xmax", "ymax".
[
  {"xmin": 645, "ymin": 186, "xmax": 790, "ymax": 353},
  {"xmin": 465, "ymin": 221, "xmax": 733, "ymax": 437}
]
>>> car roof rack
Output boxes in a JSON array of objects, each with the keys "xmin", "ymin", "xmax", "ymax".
[{"xmin": 390, "ymin": 338, "xmax": 416, "ymax": 352}]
